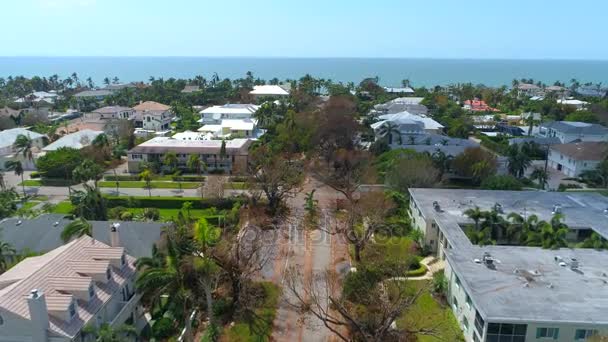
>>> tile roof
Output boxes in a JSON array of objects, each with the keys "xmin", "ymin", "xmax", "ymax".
[
  {"xmin": 132, "ymin": 101, "xmax": 171, "ymax": 112},
  {"xmin": 551, "ymin": 141, "xmax": 608, "ymax": 161},
  {"xmin": 128, "ymin": 137, "xmax": 252, "ymax": 155},
  {"xmin": 0, "ymin": 236, "xmax": 136, "ymax": 338}
]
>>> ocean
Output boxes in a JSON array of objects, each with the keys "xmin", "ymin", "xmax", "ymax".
[{"xmin": 1, "ymin": 57, "xmax": 607, "ymax": 88}]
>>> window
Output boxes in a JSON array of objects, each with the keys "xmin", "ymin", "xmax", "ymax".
[
  {"xmin": 474, "ymin": 311, "xmax": 485, "ymax": 335},
  {"xmin": 536, "ymin": 327, "xmax": 559, "ymax": 339},
  {"xmin": 463, "ymin": 317, "xmax": 469, "ymax": 331},
  {"xmin": 121, "ymin": 253, "xmax": 126, "ymax": 266},
  {"xmin": 69, "ymin": 302, "xmax": 76, "ymax": 318},
  {"xmin": 487, "ymin": 323, "xmax": 527, "ymax": 342},
  {"xmin": 0, "ymin": 314, "xmax": 3, "ymax": 325},
  {"xmin": 472, "ymin": 333, "xmax": 480, "ymax": 342},
  {"xmin": 88, "ymin": 285, "xmax": 95, "ymax": 299},
  {"xmin": 455, "ymin": 275, "xmax": 461, "ymax": 289},
  {"xmin": 465, "ymin": 293, "xmax": 472, "ymax": 309},
  {"xmin": 131, "ymin": 154, "xmax": 142, "ymax": 160},
  {"xmin": 452, "ymin": 297, "xmax": 458, "ymax": 311},
  {"xmin": 575, "ymin": 329, "xmax": 597, "ymax": 340},
  {"xmin": 106, "ymin": 268, "xmax": 112, "ymax": 281}
]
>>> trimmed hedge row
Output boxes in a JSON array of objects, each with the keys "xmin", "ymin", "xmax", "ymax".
[
  {"xmin": 104, "ymin": 175, "xmax": 141, "ymax": 181},
  {"xmin": 104, "ymin": 196, "xmax": 239, "ymax": 210},
  {"xmin": 39, "ymin": 178, "xmax": 79, "ymax": 186},
  {"xmin": 173, "ymin": 175, "xmax": 206, "ymax": 182}
]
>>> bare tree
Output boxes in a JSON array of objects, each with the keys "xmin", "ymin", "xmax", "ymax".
[{"xmin": 203, "ymin": 175, "xmax": 227, "ymax": 199}]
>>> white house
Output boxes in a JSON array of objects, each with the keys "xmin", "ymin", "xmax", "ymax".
[
  {"xmin": 548, "ymin": 141, "xmax": 608, "ymax": 177},
  {"xmin": 249, "ymin": 85, "xmax": 290, "ymax": 99},
  {"xmin": 557, "ymin": 99, "xmax": 588, "ymax": 111},
  {"xmin": 199, "ymin": 104, "xmax": 259, "ymax": 124},
  {"xmin": 537, "ymin": 121, "xmax": 608, "ymax": 143},
  {"xmin": 86, "ymin": 106, "xmax": 134, "ymax": 121},
  {"xmin": 0, "ymin": 235, "xmax": 145, "ymax": 342},
  {"xmin": 198, "ymin": 104, "xmax": 260, "ymax": 138},
  {"xmin": 131, "ymin": 101, "xmax": 173, "ymax": 132},
  {"xmin": 14, "ymin": 91, "xmax": 59, "ymax": 107},
  {"xmin": 42, "ymin": 129, "xmax": 103, "ymax": 152},
  {"xmin": 371, "ymin": 111, "xmax": 444, "ymax": 135},
  {"xmin": 0, "ymin": 128, "xmax": 46, "ymax": 170}
]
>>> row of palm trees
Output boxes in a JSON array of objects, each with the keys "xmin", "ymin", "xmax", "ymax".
[{"xmin": 463, "ymin": 206, "xmax": 606, "ymax": 249}]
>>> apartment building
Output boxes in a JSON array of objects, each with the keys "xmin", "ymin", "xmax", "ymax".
[
  {"xmin": 0, "ymin": 234, "xmax": 144, "ymax": 342},
  {"xmin": 408, "ymin": 189, "xmax": 608, "ymax": 342}
]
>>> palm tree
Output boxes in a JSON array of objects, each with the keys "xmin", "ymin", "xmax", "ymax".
[
  {"xmin": 0, "ymin": 241, "xmax": 16, "ymax": 273},
  {"xmin": 13, "ymin": 134, "xmax": 34, "ymax": 163},
  {"xmin": 5, "ymin": 160, "xmax": 25, "ymax": 196},
  {"xmin": 163, "ymin": 152, "xmax": 178, "ymax": 173},
  {"xmin": 61, "ymin": 218, "xmax": 92, "ymax": 242},
  {"xmin": 219, "ymin": 140, "xmax": 227, "ymax": 160},
  {"xmin": 507, "ymin": 145, "xmax": 531, "ymax": 178},
  {"xmin": 581, "ymin": 232, "xmax": 608, "ymax": 250},
  {"xmin": 432, "ymin": 149, "xmax": 452, "ymax": 180},
  {"xmin": 465, "ymin": 227, "xmax": 495, "ymax": 246},
  {"xmin": 186, "ymin": 155, "xmax": 205, "ymax": 176},
  {"xmin": 530, "ymin": 167, "xmax": 549, "ymax": 190},
  {"xmin": 380, "ymin": 122, "xmax": 402, "ymax": 145},
  {"xmin": 507, "ymin": 213, "xmax": 539, "ymax": 245},
  {"xmin": 464, "ymin": 206, "xmax": 484, "ymax": 231}
]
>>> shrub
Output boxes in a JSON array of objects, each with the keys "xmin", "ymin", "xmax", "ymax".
[
  {"xmin": 119, "ymin": 211, "xmax": 133, "ymax": 221},
  {"xmin": 143, "ymin": 208, "xmax": 160, "ymax": 221},
  {"xmin": 35, "ymin": 147, "xmax": 83, "ymax": 179},
  {"xmin": 108, "ymin": 206, "xmax": 127, "ymax": 219},
  {"xmin": 104, "ymin": 175, "xmax": 140, "ymax": 181},
  {"xmin": 480, "ymin": 175, "xmax": 523, "ymax": 190},
  {"xmin": 104, "ymin": 196, "xmax": 239, "ymax": 210},
  {"xmin": 558, "ymin": 183, "xmax": 583, "ymax": 192},
  {"xmin": 30, "ymin": 172, "xmax": 41, "ymax": 179},
  {"xmin": 40, "ymin": 178, "xmax": 79, "ymax": 186},
  {"xmin": 151, "ymin": 317, "xmax": 176, "ymax": 340},
  {"xmin": 406, "ymin": 264, "xmax": 427, "ymax": 277},
  {"xmin": 172, "ymin": 175, "xmax": 206, "ymax": 182},
  {"xmin": 208, "ymin": 169, "xmax": 225, "ymax": 175}
]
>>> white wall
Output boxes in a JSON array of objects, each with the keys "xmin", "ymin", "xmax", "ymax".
[{"xmin": 548, "ymin": 150, "xmax": 599, "ymax": 177}]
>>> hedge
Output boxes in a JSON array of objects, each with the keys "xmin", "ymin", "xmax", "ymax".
[
  {"xmin": 30, "ymin": 172, "xmax": 41, "ymax": 179},
  {"xmin": 104, "ymin": 196, "xmax": 240, "ymax": 210},
  {"xmin": 406, "ymin": 264, "xmax": 428, "ymax": 277},
  {"xmin": 104, "ymin": 175, "xmax": 141, "ymax": 181},
  {"xmin": 39, "ymin": 178, "xmax": 79, "ymax": 186},
  {"xmin": 172, "ymin": 175, "xmax": 206, "ymax": 182}
]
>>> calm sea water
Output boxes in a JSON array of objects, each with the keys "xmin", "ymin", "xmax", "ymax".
[{"xmin": 1, "ymin": 57, "xmax": 607, "ymax": 88}]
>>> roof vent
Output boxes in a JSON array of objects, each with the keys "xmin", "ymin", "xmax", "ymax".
[
  {"xmin": 111, "ymin": 222, "xmax": 120, "ymax": 232},
  {"xmin": 559, "ymin": 262, "xmax": 567, "ymax": 267},
  {"xmin": 570, "ymin": 258, "xmax": 579, "ymax": 270},
  {"xmin": 552, "ymin": 204, "xmax": 562, "ymax": 215},
  {"xmin": 494, "ymin": 203, "xmax": 503, "ymax": 213},
  {"xmin": 547, "ymin": 283, "xmax": 554, "ymax": 289},
  {"xmin": 474, "ymin": 259, "xmax": 481, "ymax": 264},
  {"xmin": 16, "ymin": 220, "xmax": 22, "ymax": 226},
  {"xmin": 482, "ymin": 252, "xmax": 495, "ymax": 269},
  {"xmin": 53, "ymin": 221, "xmax": 59, "ymax": 227},
  {"xmin": 30, "ymin": 289, "xmax": 39, "ymax": 298},
  {"xmin": 433, "ymin": 201, "xmax": 441, "ymax": 212},
  {"xmin": 554, "ymin": 256, "xmax": 563, "ymax": 263},
  {"xmin": 523, "ymin": 282, "xmax": 529, "ymax": 288}
]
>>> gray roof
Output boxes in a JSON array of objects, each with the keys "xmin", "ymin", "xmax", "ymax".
[
  {"xmin": 396, "ymin": 145, "xmax": 473, "ymax": 157},
  {"xmin": 0, "ymin": 214, "xmax": 166, "ymax": 258},
  {"xmin": 541, "ymin": 121, "xmax": 608, "ymax": 135},
  {"xmin": 74, "ymin": 89, "xmax": 113, "ymax": 98},
  {"xmin": 92, "ymin": 106, "xmax": 133, "ymax": 114},
  {"xmin": 42, "ymin": 129, "xmax": 103, "ymax": 151},
  {"xmin": 409, "ymin": 188, "xmax": 608, "ymax": 324},
  {"xmin": 508, "ymin": 137, "xmax": 561, "ymax": 146},
  {"xmin": 0, "ymin": 128, "xmax": 45, "ymax": 149}
]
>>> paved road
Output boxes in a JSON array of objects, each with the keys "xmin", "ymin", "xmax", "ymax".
[{"xmin": 269, "ymin": 177, "xmax": 351, "ymax": 342}]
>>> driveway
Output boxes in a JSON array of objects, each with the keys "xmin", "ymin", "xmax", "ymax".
[{"xmin": 525, "ymin": 160, "xmax": 584, "ymax": 190}]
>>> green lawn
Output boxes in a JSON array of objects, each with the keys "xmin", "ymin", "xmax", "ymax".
[
  {"xmin": 51, "ymin": 201, "xmax": 74, "ymax": 214},
  {"xmin": 20, "ymin": 180, "xmax": 42, "ymax": 186},
  {"xmin": 223, "ymin": 182, "xmax": 249, "ymax": 190},
  {"xmin": 98, "ymin": 181, "xmax": 202, "ymax": 189},
  {"xmin": 222, "ymin": 282, "xmax": 280, "ymax": 342},
  {"xmin": 396, "ymin": 281, "xmax": 463, "ymax": 342}
]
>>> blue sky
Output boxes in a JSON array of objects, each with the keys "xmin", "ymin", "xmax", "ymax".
[{"xmin": 0, "ymin": 0, "xmax": 606, "ymax": 59}]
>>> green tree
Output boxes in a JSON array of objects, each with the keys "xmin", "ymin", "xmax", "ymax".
[
  {"xmin": 507, "ymin": 213, "xmax": 540, "ymax": 245},
  {"xmin": 581, "ymin": 232, "xmax": 608, "ymax": 250},
  {"xmin": 70, "ymin": 184, "xmax": 108, "ymax": 220},
  {"xmin": 219, "ymin": 140, "xmax": 227, "ymax": 160},
  {"xmin": 139, "ymin": 169, "xmax": 153, "ymax": 197},
  {"xmin": 580, "ymin": 158, "xmax": 608, "ymax": 188},
  {"xmin": 13, "ymin": 134, "xmax": 34, "ymax": 162},
  {"xmin": 304, "ymin": 189, "xmax": 318, "ymax": 221},
  {"xmin": 163, "ymin": 151, "xmax": 178, "ymax": 173},
  {"xmin": 4, "ymin": 160, "xmax": 25, "ymax": 196},
  {"xmin": 61, "ymin": 218, "xmax": 92, "ymax": 242},
  {"xmin": 82, "ymin": 323, "xmax": 137, "ymax": 342},
  {"xmin": 35, "ymin": 147, "xmax": 83, "ymax": 179},
  {"xmin": 507, "ymin": 144, "xmax": 532, "ymax": 178},
  {"xmin": 464, "ymin": 206, "xmax": 484, "ymax": 231},
  {"xmin": 530, "ymin": 167, "xmax": 549, "ymax": 190},
  {"xmin": 186, "ymin": 154, "xmax": 205, "ymax": 176},
  {"xmin": 72, "ymin": 159, "xmax": 104, "ymax": 188},
  {"xmin": 0, "ymin": 241, "xmax": 16, "ymax": 273}
]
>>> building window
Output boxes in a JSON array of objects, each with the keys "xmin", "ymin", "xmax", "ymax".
[
  {"xmin": 575, "ymin": 329, "xmax": 597, "ymax": 340},
  {"xmin": 106, "ymin": 268, "xmax": 112, "ymax": 281},
  {"xmin": 121, "ymin": 253, "xmax": 126, "ymax": 266},
  {"xmin": 455, "ymin": 275, "xmax": 461, "ymax": 289},
  {"xmin": 88, "ymin": 284, "xmax": 95, "ymax": 299},
  {"xmin": 69, "ymin": 302, "xmax": 76, "ymax": 318},
  {"xmin": 463, "ymin": 317, "xmax": 469, "ymax": 331},
  {"xmin": 472, "ymin": 333, "xmax": 480, "ymax": 342},
  {"xmin": 0, "ymin": 314, "xmax": 3, "ymax": 325},
  {"xmin": 536, "ymin": 327, "xmax": 559, "ymax": 339},
  {"xmin": 452, "ymin": 297, "xmax": 458, "ymax": 311},
  {"xmin": 465, "ymin": 293, "xmax": 472, "ymax": 309},
  {"xmin": 474, "ymin": 311, "xmax": 485, "ymax": 335},
  {"xmin": 487, "ymin": 323, "xmax": 527, "ymax": 342},
  {"xmin": 132, "ymin": 154, "xmax": 142, "ymax": 160}
]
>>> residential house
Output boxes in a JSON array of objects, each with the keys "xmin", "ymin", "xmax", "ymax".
[
  {"xmin": 42, "ymin": 129, "xmax": 103, "ymax": 152},
  {"xmin": 249, "ymin": 85, "xmax": 290, "ymax": 99},
  {"xmin": 409, "ymin": 188, "xmax": 608, "ymax": 342},
  {"xmin": 545, "ymin": 85, "xmax": 569, "ymax": 97},
  {"xmin": 0, "ymin": 214, "xmax": 166, "ymax": 259},
  {"xmin": 127, "ymin": 137, "xmax": 252, "ymax": 174},
  {"xmin": 0, "ymin": 128, "xmax": 46, "ymax": 170},
  {"xmin": 371, "ymin": 111, "xmax": 444, "ymax": 136},
  {"xmin": 463, "ymin": 99, "xmax": 499, "ymax": 112},
  {"xmin": 383, "ymin": 86, "xmax": 415, "ymax": 94},
  {"xmin": 557, "ymin": 98, "xmax": 588, "ymax": 111},
  {"xmin": 198, "ymin": 104, "xmax": 260, "ymax": 138},
  {"xmin": 172, "ymin": 130, "xmax": 207, "ymax": 141},
  {"xmin": 132, "ymin": 101, "xmax": 174, "ymax": 132},
  {"xmin": 537, "ymin": 121, "xmax": 608, "ymax": 143},
  {"xmin": 73, "ymin": 89, "xmax": 113, "ymax": 102},
  {"xmin": 516, "ymin": 83, "xmax": 543, "ymax": 97},
  {"xmin": 0, "ymin": 235, "xmax": 145, "ymax": 342},
  {"xmin": 576, "ymin": 85, "xmax": 607, "ymax": 98},
  {"xmin": 371, "ymin": 97, "xmax": 428, "ymax": 116},
  {"xmin": 86, "ymin": 106, "xmax": 134, "ymax": 121},
  {"xmin": 14, "ymin": 91, "xmax": 59, "ymax": 109},
  {"xmin": 548, "ymin": 141, "xmax": 608, "ymax": 177},
  {"xmin": 103, "ymin": 83, "xmax": 138, "ymax": 91}
]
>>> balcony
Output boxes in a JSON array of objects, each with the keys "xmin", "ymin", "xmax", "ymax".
[{"xmin": 110, "ymin": 292, "xmax": 142, "ymax": 328}]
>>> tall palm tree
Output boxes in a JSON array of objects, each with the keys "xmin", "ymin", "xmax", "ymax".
[
  {"xmin": 13, "ymin": 134, "xmax": 34, "ymax": 163},
  {"xmin": 507, "ymin": 213, "xmax": 539, "ymax": 245},
  {"xmin": 528, "ymin": 214, "xmax": 569, "ymax": 249},
  {"xmin": 163, "ymin": 152, "xmax": 178, "ymax": 173},
  {"xmin": 0, "ymin": 241, "xmax": 16, "ymax": 273},
  {"xmin": 5, "ymin": 160, "xmax": 25, "ymax": 196},
  {"xmin": 0, "ymin": 171, "xmax": 5, "ymax": 190},
  {"xmin": 530, "ymin": 167, "xmax": 549, "ymax": 190},
  {"xmin": 186, "ymin": 155, "xmax": 205, "ymax": 176},
  {"xmin": 380, "ymin": 122, "xmax": 402, "ymax": 145},
  {"xmin": 465, "ymin": 227, "xmax": 495, "ymax": 246},
  {"xmin": 464, "ymin": 206, "xmax": 484, "ymax": 231},
  {"xmin": 61, "ymin": 218, "xmax": 92, "ymax": 243}
]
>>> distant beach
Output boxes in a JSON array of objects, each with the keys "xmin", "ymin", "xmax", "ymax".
[{"xmin": 1, "ymin": 57, "xmax": 607, "ymax": 88}]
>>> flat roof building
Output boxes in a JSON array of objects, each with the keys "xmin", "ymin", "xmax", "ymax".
[{"xmin": 408, "ymin": 188, "xmax": 608, "ymax": 342}]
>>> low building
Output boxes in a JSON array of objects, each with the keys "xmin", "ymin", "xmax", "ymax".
[
  {"xmin": 537, "ymin": 121, "xmax": 608, "ymax": 143},
  {"xmin": 132, "ymin": 101, "xmax": 174, "ymax": 132},
  {"xmin": 14, "ymin": 91, "xmax": 59, "ymax": 107},
  {"xmin": 409, "ymin": 189, "xmax": 608, "ymax": 342},
  {"xmin": 127, "ymin": 137, "xmax": 252, "ymax": 174},
  {"xmin": 557, "ymin": 98, "xmax": 588, "ymax": 111},
  {"xmin": 0, "ymin": 128, "xmax": 46, "ymax": 170},
  {"xmin": 198, "ymin": 104, "xmax": 261, "ymax": 138},
  {"xmin": 371, "ymin": 111, "xmax": 444, "ymax": 136},
  {"xmin": 86, "ymin": 106, "xmax": 134, "ymax": 121},
  {"xmin": 516, "ymin": 83, "xmax": 542, "ymax": 97},
  {"xmin": 463, "ymin": 100, "xmax": 499, "ymax": 112},
  {"xmin": 0, "ymin": 235, "xmax": 144, "ymax": 341},
  {"xmin": 42, "ymin": 129, "xmax": 103, "ymax": 152},
  {"xmin": 371, "ymin": 97, "xmax": 428, "ymax": 116},
  {"xmin": 383, "ymin": 86, "xmax": 415, "ymax": 94},
  {"xmin": 73, "ymin": 89, "xmax": 113, "ymax": 101},
  {"xmin": 576, "ymin": 85, "xmax": 607, "ymax": 98},
  {"xmin": 0, "ymin": 214, "xmax": 165, "ymax": 258},
  {"xmin": 548, "ymin": 141, "xmax": 608, "ymax": 177},
  {"xmin": 249, "ymin": 85, "xmax": 290, "ymax": 99}
]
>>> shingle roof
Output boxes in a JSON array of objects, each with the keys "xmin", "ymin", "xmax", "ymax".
[
  {"xmin": 42, "ymin": 129, "xmax": 103, "ymax": 151},
  {"xmin": 0, "ymin": 128, "xmax": 45, "ymax": 149},
  {"xmin": 0, "ymin": 214, "xmax": 165, "ymax": 258},
  {"xmin": 0, "ymin": 236, "xmax": 135, "ymax": 338},
  {"xmin": 132, "ymin": 101, "xmax": 171, "ymax": 112},
  {"xmin": 542, "ymin": 121, "xmax": 608, "ymax": 135},
  {"xmin": 551, "ymin": 142, "xmax": 608, "ymax": 161},
  {"xmin": 74, "ymin": 89, "xmax": 113, "ymax": 98}
]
